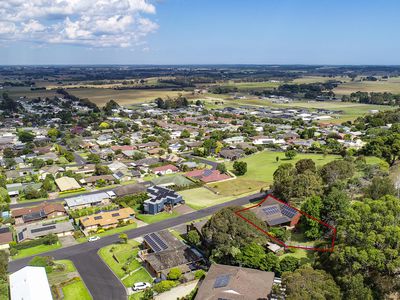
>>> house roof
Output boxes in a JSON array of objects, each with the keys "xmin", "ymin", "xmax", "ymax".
[
  {"xmin": 12, "ymin": 203, "xmax": 65, "ymax": 218},
  {"xmin": 195, "ymin": 263, "xmax": 275, "ymax": 300},
  {"xmin": 65, "ymin": 191, "xmax": 110, "ymax": 208},
  {"xmin": 10, "ymin": 266, "xmax": 53, "ymax": 300},
  {"xmin": 185, "ymin": 169, "xmax": 230, "ymax": 183},
  {"xmin": 81, "ymin": 175, "xmax": 115, "ymax": 184},
  {"xmin": 16, "ymin": 221, "xmax": 74, "ymax": 242},
  {"xmin": 151, "ymin": 174, "xmax": 194, "ymax": 188},
  {"xmin": 146, "ymin": 186, "xmax": 180, "ymax": 204},
  {"xmin": 0, "ymin": 227, "xmax": 13, "ymax": 245},
  {"xmin": 55, "ymin": 176, "xmax": 81, "ymax": 191},
  {"xmin": 79, "ymin": 207, "xmax": 134, "ymax": 228},
  {"xmin": 153, "ymin": 164, "xmax": 179, "ymax": 172},
  {"xmin": 143, "ymin": 230, "xmax": 184, "ymax": 253}
]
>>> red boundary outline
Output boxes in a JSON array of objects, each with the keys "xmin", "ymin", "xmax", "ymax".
[{"xmin": 235, "ymin": 194, "xmax": 336, "ymax": 252}]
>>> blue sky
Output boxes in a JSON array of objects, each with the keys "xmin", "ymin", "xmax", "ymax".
[{"xmin": 0, "ymin": 0, "xmax": 399, "ymax": 65}]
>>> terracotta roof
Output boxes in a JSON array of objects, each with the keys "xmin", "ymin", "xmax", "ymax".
[
  {"xmin": 12, "ymin": 203, "xmax": 65, "ymax": 218},
  {"xmin": 111, "ymin": 145, "xmax": 137, "ymax": 151},
  {"xmin": 79, "ymin": 207, "xmax": 134, "ymax": 228},
  {"xmin": 0, "ymin": 227, "xmax": 13, "ymax": 245},
  {"xmin": 153, "ymin": 164, "xmax": 179, "ymax": 172},
  {"xmin": 185, "ymin": 169, "xmax": 230, "ymax": 183}
]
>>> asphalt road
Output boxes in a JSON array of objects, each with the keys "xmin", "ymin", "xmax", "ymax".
[
  {"xmin": 8, "ymin": 191, "xmax": 266, "ymax": 300},
  {"xmin": 73, "ymin": 152, "xmax": 87, "ymax": 165},
  {"xmin": 182, "ymin": 154, "xmax": 219, "ymax": 170}
]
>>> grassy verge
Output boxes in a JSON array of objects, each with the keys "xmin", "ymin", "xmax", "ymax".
[
  {"xmin": 136, "ymin": 211, "xmax": 180, "ymax": 224},
  {"xmin": 178, "ymin": 187, "xmax": 237, "ymax": 209},
  {"xmin": 12, "ymin": 242, "xmax": 62, "ymax": 260},
  {"xmin": 62, "ymin": 280, "xmax": 92, "ymax": 300}
]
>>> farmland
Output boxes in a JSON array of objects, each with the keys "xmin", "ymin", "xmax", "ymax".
[{"xmin": 334, "ymin": 77, "xmax": 400, "ymax": 95}]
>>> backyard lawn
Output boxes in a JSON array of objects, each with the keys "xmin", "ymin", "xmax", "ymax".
[
  {"xmin": 12, "ymin": 242, "xmax": 62, "ymax": 260},
  {"xmin": 62, "ymin": 280, "xmax": 92, "ymax": 300},
  {"xmin": 207, "ymin": 179, "xmax": 267, "ymax": 197},
  {"xmin": 98, "ymin": 240, "xmax": 154, "ymax": 288},
  {"xmin": 76, "ymin": 222, "xmax": 138, "ymax": 243}
]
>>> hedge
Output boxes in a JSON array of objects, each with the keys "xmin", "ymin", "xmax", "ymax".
[{"xmin": 11, "ymin": 234, "xmax": 59, "ymax": 251}]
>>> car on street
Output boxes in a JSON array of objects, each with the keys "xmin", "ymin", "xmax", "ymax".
[
  {"xmin": 133, "ymin": 282, "xmax": 151, "ymax": 291},
  {"xmin": 88, "ymin": 236, "xmax": 100, "ymax": 242}
]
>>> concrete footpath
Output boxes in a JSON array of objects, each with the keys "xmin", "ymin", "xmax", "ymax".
[{"xmin": 155, "ymin": 280, "xmax": 199, "ymax": 300}]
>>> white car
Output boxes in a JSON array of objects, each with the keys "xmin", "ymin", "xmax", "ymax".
[
  {"xmin": 133, "ymin": 282, "xmax": 151, "ymax": 291},
  {"xmin": 88, "ymin": 236, "xmax": 100, "ymax": 242}
]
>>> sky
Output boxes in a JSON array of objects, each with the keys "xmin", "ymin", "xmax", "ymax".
[{"xmin": 0, "ymin": 0, "xmax": 399, "ymax": 65}]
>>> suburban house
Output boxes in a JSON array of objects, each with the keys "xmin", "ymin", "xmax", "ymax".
[
  {"xmin": 194, "ymin": 263, "xmax": 275, "ymax": 300},
  {"xmin": 185, "ymin": 169, "xmax": 230, "ymax": 183},
  {"xmin": 141, "ymin": 230, "xmax": 203, "ymax": 278},
  {"xmin": 0, "ymin": 227, "xmax": 13, "ymax": 250},
  {"xmin": 16, "ymin": 220, "xmax": 74, "ymax": 242},
  {"xmin": 144, "ymin": 185, "xmax": 184, "ymax": 215},
  {"xmin": 74, "ymin": 164, "xmax": 96, "ymax": 176},
  {"xmin": 223, "ymin": 136, "xmax": 245, "ymax": 145},
  {"xmin": 80, "ymin": 175, "xmax": 116, "ymax": 186},
  {"xmin": 39, "ymin": 165, "xmax": 64, "ymax": 180},
  {"xmin": 12, "ymin": 203, "xmax": 66, "ymax": 225},
  {"xmin": 65, "ymin": 191, "xmax": 113, "ymax": 210},
  {"xmin": 112, "ymin": 168, "xmax": 133, "ymax": 182},
  {"xmin": 79, "ymin": 207, "xmax": 135, "ymax": 232},
  {"xmin": 55, "ymin": 176, "xmax": 82, "ymax": 192},
  {"xmin": 152, "ymin": 164, "xmax": 179, "ymax": 175},
  {"xmin": 253, "ymin": 195, "xmax": 301, "ymax": 227},
  {"xmin": 219, "ymin": 149, "xmax": 245, "ymax": 160},
  {"xmin": 9, "ymin": 266, "xmax": 53, "ymax": 300}
]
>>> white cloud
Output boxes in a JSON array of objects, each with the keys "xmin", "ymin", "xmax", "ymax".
[{"xmin": 0, "ymin": 0, "xmax": 158, "ymax": 48}]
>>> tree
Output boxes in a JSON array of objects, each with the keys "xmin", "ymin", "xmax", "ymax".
[
  {"xmin": 180, "ymin": 129, "xmax": 190, "ymax": 138},
  {"xmin": 236, "ymin": 242, "xmax": 267, "ymax": 269},
  {"xmin": 300, "ymin": 196, "xmax": 323, "ymax": 240},
  {"xmin": 87, "ymin": 153, "xmax": 101, "ymax": 163},
  {"xmin": 295, "ymin": 159, "xmax": 316, "ymax": 174},
  {"xmin": 317, "ymin": 195, "xmax": 400, "ymax": 298},
  {"xmin": 202, "ymin": 207, "xmax": 267, "ymax": 264},
  {"xmin": 291, "ymin": 170, "xmax": 323, "ymax": 202},
  {"xmin": 167, "ymin": 267, "xmax": 182, "ymax": 280},
  {"xmin": 47, "ymin": 128, "xmax": 61, "ymax": 140},
  {"xmin": 63, "ymin": 151, "xmax": 75, "ymax": 162},
  {"xmin": 320, "ymin": 160, "xmax": 354, "ymax": 186},
  {"xmin": 216, "ymin": 163, "xmax": 227, "ymax": 174},
  {"xmin": 17, "ymin": 130, "xmax": 35, "ymax": 143},
  {"xmin": 141, "ymin": 288, "xmax": 154, "ymax": 300},
  {"xmin": 278, "ymin": 256, "xmax": 299, "ymax": 273},
  {"xmin": 282, "ymin": 266, "xmax": 341, "ymax": 300},
  {"xmin": 321, "ymin": 187, "xmax": 350, "ymax": 226},
  {"xmin": 94, "ymin": 164, "xmax": 112, "ymax": 175},
  {"xmin": 119, "ymin": 233, "xmax": 128, "ymax": 244},
  {"xmin": 233, "ymin": 161, "xmax": 247, "ymax": 176},
  {"xmin": 272, "ymin": 163, "xmax": 296, "ymax": 201},
  {"xmin": 285, "ymin": 149, "xmax": 297, "ymax": 160},
  {"xmin": 364, "ymin": 176, "xmax": 396, "ymax": 200},
  {"xmin": 186, "ymin": 230, "xmax": 201, "ymax": 247},
  {"xmin": 99, "ymin": 122, "xmax": 110, "ymax": 129}
]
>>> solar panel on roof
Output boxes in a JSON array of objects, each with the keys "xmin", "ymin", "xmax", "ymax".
[
  {"xmin": 214, "ymin": 275, "xmax": 230, "ymax": 288},
  {"xmin": 267, "ymin": 216, "xmax": 291, "ymax": 226},
  {"xmin": 150, "ymin": 233, "xmax": 168, "ymax": 250},
  {"xmin": 281, "ymin": 205, "xmax": 297, "ymax": 218},
  {"xmin": 31, "ymin": 225, "xmax": 56, "ymax": 233},
  {"xmin": 203, "ymin": 169, "xmax": 213, "ymax": 176},
  {"xmin": 144, "ymin": 235, "xmax": 162, "ymax": 252},
  {"xmin": 262, "ymin": 206, "xmax": 280, "ymax": 215},
  {"xmin": 111, "ymin": 213, "xmax": 120, "ymax": 217},
  {"xmin": 94, "ymin": 216, "xmax": 103, "ymax": 220}
]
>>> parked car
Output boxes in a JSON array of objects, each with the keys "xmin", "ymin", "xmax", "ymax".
[
  {"xmin": 133, "ymin": 282, "xmax": 151, "ymax": 291},
  {"xmin": 88, "ymin": 236, "xmax": 100, "ymax": 242}
]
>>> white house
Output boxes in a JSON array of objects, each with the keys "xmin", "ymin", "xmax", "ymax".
[{"xmin": 10, "ymin": 266, "xmax": 53, "ymax": 300}]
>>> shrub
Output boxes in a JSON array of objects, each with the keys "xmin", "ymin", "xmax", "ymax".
[
  {"xmin": 11, "ymin": 234, "xmax": 58, "ymax": 251},
  {"xmin": 167, "ymin": 267, "xmax": 182, "ymax": 280},
  {"xmin": 194, "ymin": 270, "xmax": 206, "ymax": 279},
  {"xmin": 153, "ymin": 280, "xmax": 177, "ymax": 293}
]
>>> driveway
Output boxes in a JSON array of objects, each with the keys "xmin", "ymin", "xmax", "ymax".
[{"xmin": 155, "ymin": 280, "xmax": 199, "ymax": 300}]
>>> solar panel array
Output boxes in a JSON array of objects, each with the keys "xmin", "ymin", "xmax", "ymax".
[
  {"xmin": 281, "ymin": 205, "xmax": 297, "ymax": 218},
  {"xmin": 94, "ymin": 216, "xmax": 103, "ymax": 220},
  {"xmin": 203, "ymin": 169, "xmax": 213, "ymax": 177},
  {"xmin": 111, "ymin": 213, "xmax": 120, "ymax": 217},
  {"xmin": 31, "ymin": 225, "xmax": 56, "ymax": 233},
  {"xmin": 262, "ymin": 206, "xmax": 280, "ymax": 215},
  {"xmin": 144, "ymin": 233, "xmax": 169, "ymax": 253},
  {"xmin": 214, "ymin": 275, "xmax": 231, "ymax": 288}
]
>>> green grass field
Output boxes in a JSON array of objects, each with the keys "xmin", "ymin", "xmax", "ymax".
[
  {"xmin": 98, "ymin": 240, "xmax": 153, "ymax": 288},
  {"xmin": 207, "ymin": 178, "xmax": 268, "ymax": 197},
  {"xmin": 292, "ymin": 76, "xmax": 351, "ymax": 84},
  {"xmin": 334, "ymin": 77, "xmax": 400, "ymax": 95},
  {"xmin": 178, "ymin": 187, "xmax": 237, "ymax": 209},
  {"xmin": 62, "ymin": 280, "xmax": 92, "ymax": 300},
  {"xmin": 12, "ymin": 242, "xmax": 62, "ymax": 260}
]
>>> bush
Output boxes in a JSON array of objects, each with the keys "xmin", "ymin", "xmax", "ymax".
[
  {"xmin": 28, "ymin": 256, "xmax": 54, "ymax": 273},
  {"xmin": 9, "ymin": 248, "xmax": 18, "ymax": 256},
  {"xmin": 194, "ymin": 270, "xmax": 206, "ymax": 279},
  {"xmin": 153, "ymin": 280, "xmax": 177, "ymax": 293},
  {"xmin": 167, "ymin": 267, "xmax": 182, "ymax": 280},
  {"xmin": 11, "ymin": 234, "xmax": 58, "ymax": 251}
]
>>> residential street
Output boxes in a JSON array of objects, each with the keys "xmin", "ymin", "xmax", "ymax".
[{"xmin": 8, "ymin": 191, "xmax": 265, "ymax": 300}]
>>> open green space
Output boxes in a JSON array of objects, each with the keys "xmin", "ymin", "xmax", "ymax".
[
  {"xmin": 178, "ymin": 187, "xmax": 237, "ymax": 209},
  {"xmin": 12, "ymin": 242, "xmax": 62, "ymax": 260},
  {"xmin": 207, "ymin": 179, "xmax": 267, "ymax": 197},
  {"xmin": 98, "ymin": 240, "xmax": 154, "ymax": 288},
  {"xmin": 62, "ymin": 280, "xmax": 92, "ymax": 300},
  {"xmin": 334, "ymin": 77, "xmax": 400, "ymax": 95}
]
